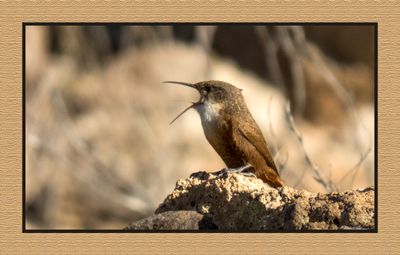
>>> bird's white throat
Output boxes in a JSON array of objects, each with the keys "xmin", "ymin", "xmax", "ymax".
[{"xmin": 195, "ymin": 101, "xmax": 222, "ymax": 123}]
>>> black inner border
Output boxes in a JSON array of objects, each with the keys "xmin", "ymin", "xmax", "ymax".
[{"xmin": 22, "ymin": 22, "xmax": 378, "ymax": 233}]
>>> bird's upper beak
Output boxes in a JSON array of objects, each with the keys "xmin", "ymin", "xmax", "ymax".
[
  {"xmin": 163, "ymin": 81, "xmax": 198, "ymax": 90},
  {"xmin": 163, "ymin": 81, "xmax": 200, "ymax": 93},
  {"xmin": 163, "ymin": 81, "xmax": 203, "ymax": 104}
]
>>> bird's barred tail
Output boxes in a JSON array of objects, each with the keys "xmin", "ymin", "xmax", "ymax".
[{"xmin": 257, "ymin": 167, "xmax": 284, "ymax": 188}]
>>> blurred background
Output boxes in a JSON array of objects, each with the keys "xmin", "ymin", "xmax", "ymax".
[{"xmin": 25, "ymin": 24, "xmax": 375, "ymax": 229}]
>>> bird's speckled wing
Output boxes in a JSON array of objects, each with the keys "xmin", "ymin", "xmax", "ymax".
[{"xmin": 230, "ymin": 117, "xmax": 279, "ymax": 175}]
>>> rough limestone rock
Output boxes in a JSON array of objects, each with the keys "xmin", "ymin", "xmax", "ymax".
[{"xmin": 154, "ymin": 171, "xmax": 374, "ymax": 230}]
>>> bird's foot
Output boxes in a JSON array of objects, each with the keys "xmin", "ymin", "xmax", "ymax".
[{"xmin": 214, "ymin": 164, "xmax": 256, "ymax": 178}]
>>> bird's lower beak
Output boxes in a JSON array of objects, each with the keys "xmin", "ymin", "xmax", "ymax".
[{"xmin": 163, "ymin": 81, "xmax": 202, "ymax": 125}]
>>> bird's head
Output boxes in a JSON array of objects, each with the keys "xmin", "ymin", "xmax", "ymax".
[{"xmin": 164, "ymin": 80, "xmax": 243, "ymax": 124}]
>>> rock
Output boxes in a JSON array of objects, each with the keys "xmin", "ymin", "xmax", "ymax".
[
  {"xmin": 124, "ymin": 210, "xmax": 217, "ymax": 230},
  {"xmin": 153, "ymin": 171, "xmax": 374, "ymax": 230}
]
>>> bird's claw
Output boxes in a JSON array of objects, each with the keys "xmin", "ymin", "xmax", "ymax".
[{"xmin": 215, "ymin": 164, "xmax": 256, "ymax": 178}]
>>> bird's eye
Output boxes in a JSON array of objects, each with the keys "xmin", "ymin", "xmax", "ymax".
[{"xmin": 205, "ymin": 86, "xmax": 211, "ymax": 93}]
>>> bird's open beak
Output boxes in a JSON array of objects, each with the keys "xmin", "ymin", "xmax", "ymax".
[{"xmin": 163, "ymin": 81, "xmax": 202, "ymax": 125}]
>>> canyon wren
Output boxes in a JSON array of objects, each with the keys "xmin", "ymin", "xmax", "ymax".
[{"xmin": 165, "ymin": 80, "xmax": 284, "ymax": 188}]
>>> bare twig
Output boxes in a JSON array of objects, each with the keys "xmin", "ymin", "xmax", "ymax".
[
  {"xmin": 338, "ymin": 146, "xmax": 372, "ymax": 189},
  {"xmin": 293, "ymin": 166, "xmax": 307, "ymax": 189},
  {"xmin": 31, "ymin": 137, "xmax": 152, "ymax": 213},
  {"xmin": 276, "ymin": 150, "xmax": 289, "ymax": 172},
  {"xmin": 254, "ymin": 26, "xmax": 285, "ymax": 89},
  {"xmin": 310, "ymin": 48, "xmax": 373, "ymax": 189},
  {"xmin": 311, "ymin": 46, "xmax": 372, "ymax": 150},
  {"xmin": 267, "ymin": 96, "xmax": 288, "ymax": 174},
  {"xmin": 276, "ymin": 26, "xmax": 307, "ymax": 116},
  {"xmin": 196, "ymin": 26, "xmax": 217, "ymax": 79},
  {"xmin": 49, "ymin": 86, "xmax": 155, "ymax": 211},
  {"xmin": 285, "ymin": 101, "xmax": 337, "ymax": 192}
]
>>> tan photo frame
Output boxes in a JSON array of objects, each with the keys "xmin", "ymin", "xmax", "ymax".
[{"xmin": 1, "ymin": 1, "xmax": 398, "ymax": 254}]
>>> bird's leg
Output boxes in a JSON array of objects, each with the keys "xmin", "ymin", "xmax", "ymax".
[{"xmin": 214, "ymin": 164, "xmax": 256, "ymax": 178}]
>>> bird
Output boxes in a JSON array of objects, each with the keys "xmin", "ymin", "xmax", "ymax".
[{"xmin": 165, "ymin": 80, "xmax": 284, "ymax": 188}]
